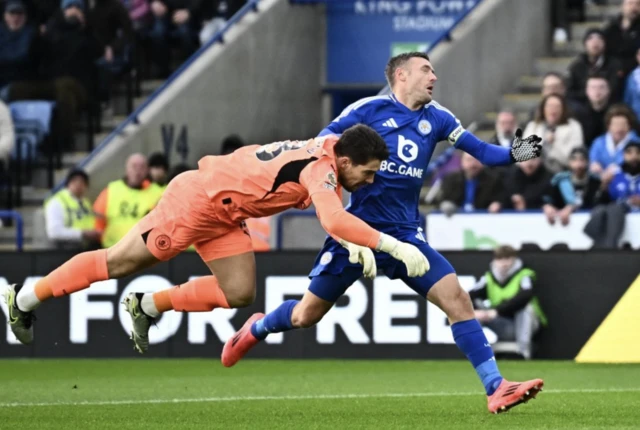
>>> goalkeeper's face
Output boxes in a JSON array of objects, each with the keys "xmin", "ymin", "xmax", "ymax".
[
  {"xmin": 336, "ymin": 157, "xmax": 380, "ymax": 192},
  {"xmin": 404, "ymin": 57, "xmax": 437, "ymax": 105}
]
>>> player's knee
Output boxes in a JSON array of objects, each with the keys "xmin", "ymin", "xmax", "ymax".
[
  {"xmin": 448, "ymin": 287, "xmax": 474, "ymax": 322},
  {"xmin": 291, "ymin": 307, "xmax": 323, "ymax": 328},
  {"xmin": 223, "ymin": 281, "xmax": 256, "ymax": 308}
]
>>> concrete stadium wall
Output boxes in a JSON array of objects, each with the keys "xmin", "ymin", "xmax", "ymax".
[
  {"xmin": 84, "ymin": 0, "xmax": 325, "ymax": 199},
  {"xmin": 427, "ymin": 0, "xmax": 550, "ymax": 125}
]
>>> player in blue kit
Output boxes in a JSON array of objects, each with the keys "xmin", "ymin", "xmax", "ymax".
[{"xmin": 223, "ymin": 52, "xmax": 544, "ymax": 413}]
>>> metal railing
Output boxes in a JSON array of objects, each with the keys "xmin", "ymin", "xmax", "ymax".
[{"xmin": 0, "ymin": 210, "xmax": 24, "ymax": 251}]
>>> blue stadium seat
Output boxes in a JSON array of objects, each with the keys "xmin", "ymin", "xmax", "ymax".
[{"xmin": 9, "ymin": 101, "xmax": 56, "ymax": 162}]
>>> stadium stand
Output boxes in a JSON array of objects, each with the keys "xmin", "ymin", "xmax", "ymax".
[{"xmin": 1, "ymin": 0, "xmax": 639, "ymax": 252}]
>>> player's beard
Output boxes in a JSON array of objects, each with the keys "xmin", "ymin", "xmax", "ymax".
[{"xmin": 338, "ymin": 171, "xmax": 357, "ymax": 193}]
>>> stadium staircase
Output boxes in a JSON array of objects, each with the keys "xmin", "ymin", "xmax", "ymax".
[
  {"xmin": 0, "ymin": 78, "xmax": 164, "ymax": 250},
  {"xmin": 472, "ymin": 1, "xmax": 622, "ymax": 142}
]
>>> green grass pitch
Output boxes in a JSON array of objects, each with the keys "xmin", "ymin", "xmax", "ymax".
[{"xmin": 0, "ymin": 360, "xmax": 638, "ymax": 429}]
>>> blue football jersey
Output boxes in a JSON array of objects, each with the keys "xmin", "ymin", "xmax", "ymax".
[
  {"xmin": 319, "ymin": 94, "xmax": 465, "ymax": 227},
  {"xmin": 609, "ymin": 171, "xmax": 640, "ymax": 201}
]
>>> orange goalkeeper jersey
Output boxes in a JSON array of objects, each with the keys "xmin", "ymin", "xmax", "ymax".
[{"xmin": 197, "ymin": 135, "xmax": 381, "ymax": 249}]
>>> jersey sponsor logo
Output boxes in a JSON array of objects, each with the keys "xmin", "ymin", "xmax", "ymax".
[
  {"xmin": 255, "ymin": 140, "xmax": 306, "ymax": 161},
  {"xmin": 397, "ymin": 135, "xmax": 419, "ymax": 163},
  {"xmin": 418, "ymin": 120, "xmax": 432, "ymax": 136},
  {"xmin": 382, "ymin": 118, "xmax": 398, "ymax": 128},
  {"xmin": 323, "ymin": 171, "xmax": 337, "ymax": 191},
  {"xmin": 380, "ymin": 160, "xmax": 424, "ymax": 178},
  {"xmin": 447, "ymin": 125, "xmax": 465, "ymax": 145}
]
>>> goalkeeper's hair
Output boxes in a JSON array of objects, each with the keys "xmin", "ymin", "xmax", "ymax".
[
  {"xmin": 334, "ymin": 124, "xmax": 390, "ymax": 166},
  {"xmin": 385, "ymin": 52, "xmax": 430, "ymax": 87}
]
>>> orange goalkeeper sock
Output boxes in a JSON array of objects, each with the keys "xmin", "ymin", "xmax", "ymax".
[{"xmin": 33, "ymin": 249, "xmax": 109, "ymax": 301}]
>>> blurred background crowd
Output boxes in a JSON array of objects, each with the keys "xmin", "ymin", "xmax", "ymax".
[{"xmin": 0, "ymin": 0, "xmax": 638, "ymax": 255}]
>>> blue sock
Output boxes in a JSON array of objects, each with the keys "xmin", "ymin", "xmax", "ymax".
[
  {"xmin": 251, "ymin": 300, "xmax": 299, "ymax": 340},
  {"xmin": 451, "ymin": 319, "xmax": 503, "ymax": 395}
]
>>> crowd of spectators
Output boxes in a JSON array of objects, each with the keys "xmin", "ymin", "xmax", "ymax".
[
  {"xmin": 0, "ymin": 0, "xmax": 248, "ymax": 215},
  {"xmin": 0, "ymin": 0, "xmax": 247, "ymax": 152},
  {"xmin": 434, "ymin": 0, "xmax": 640, "ymax": 249}
]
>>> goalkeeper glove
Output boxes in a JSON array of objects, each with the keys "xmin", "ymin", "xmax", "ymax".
[
  {"xmin": 376, "ymin": 233, "xmax": 430, "ymax": 277},
  {"xmin": 339, "ymin": 239, "xmax": 377, "ymax": 279},
  {"xmin": 510, "ymin": 128, "xmax": 543, "ymax": 162}
]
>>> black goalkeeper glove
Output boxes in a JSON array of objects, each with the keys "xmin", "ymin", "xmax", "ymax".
[{"xmin": 510, "ymin": 128, "xmax": 542, "ymax": 163}]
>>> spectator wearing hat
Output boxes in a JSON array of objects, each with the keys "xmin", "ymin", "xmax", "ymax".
[
  {"xmin": 566, "ymin": 28, "xmax": 624, "ymax": 103},
  {"xmin": 0, "ymin": 0, "xmax": 41, "ymax": 101},
  {"xmin": 44, "ymin": 168, "xmax": 101, "ymax": 248},
  {"xmin": 148, "ymin": 152, "xmax": 169, "ymax": 187},
  {"xmin": 542, "ymin": 147, "xmax": 603, "ymax": 226},
  {"xmin": 589, "ymin": 104, "xmax": 639, "ymax": 185},
  {"xmin": 584, "ymin": 139, "xmax": 640, "ymax": 248}
]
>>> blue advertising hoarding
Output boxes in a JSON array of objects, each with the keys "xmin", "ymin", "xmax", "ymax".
[{"xmin": 324, "ymin": 0, "xmax": 481, "ymax": 84}]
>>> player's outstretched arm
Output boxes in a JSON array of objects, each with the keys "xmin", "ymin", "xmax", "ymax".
[
  {"xmin": 454, "ymin": 129, "xmax": 542, "ymax": 166},
  {"xmin": 311, "ymin": 193, "xmax": 429, "ymax": 277}
]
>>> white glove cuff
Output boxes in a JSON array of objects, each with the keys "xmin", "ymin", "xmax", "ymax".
[{"xmin": 376, "ymin": 233, "xmax": 399, "ymax": 253}]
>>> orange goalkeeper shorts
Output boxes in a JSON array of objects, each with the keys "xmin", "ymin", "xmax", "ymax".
[{"xmin": 136, "ymin": 170, "xmax": 253, "ymax": 262}]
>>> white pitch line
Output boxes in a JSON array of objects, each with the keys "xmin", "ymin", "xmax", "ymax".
[{"xmin": 0, "ymin": 387, "xmax": 638, "ymax": 408}]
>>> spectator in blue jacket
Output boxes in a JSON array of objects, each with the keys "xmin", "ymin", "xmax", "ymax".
[
  {"xmin": 589, "ymin": 104, "xmax": 639, "ymax": 185},
  {"xmin": 542, "ymin": 147, "xmax": 603, "ymax": 226},
  {"xmin": 584, "ymin": 139, "xmax": 640, "ymax": 248},
  {"xmin": 623, "ymin": 47, "xmax": 640, "ymax": 120}
]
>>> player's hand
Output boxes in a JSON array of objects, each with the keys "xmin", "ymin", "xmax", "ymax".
[
  {"xmin": 376, "ymin": 233, "xmax": 430, "ymax": 277},
  {"xmin": 339, "ymin": 239, "xmax": 377, "ymax": 279},
  {"xmin": 510, "ymin": 128, "xmax": 542, "ymax": 163}
]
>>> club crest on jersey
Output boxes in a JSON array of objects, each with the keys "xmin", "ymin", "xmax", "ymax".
[
  {"xmin": 418, "ymin": 120, "xmax": 432, "ymax": 135},
  {"xmin": 320, "ymin": 252, "xmax": 333, "ymax": 265}
]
